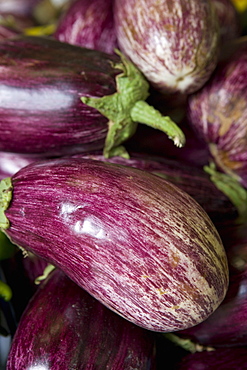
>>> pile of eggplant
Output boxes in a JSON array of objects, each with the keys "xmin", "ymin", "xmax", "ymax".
[{"xmin": 0, "ymin": 0, "xmax": 247, "ymax": 369}]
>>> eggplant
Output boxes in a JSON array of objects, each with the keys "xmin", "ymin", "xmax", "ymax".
[
  {"xmin": 114, "ymin": 0, "xmax": 219, "ymax": 95},
  {"xmin": 187, "ymin": 37, "xmax": 247, "ymax": 188},
  {"xmin": 176, "ymin": 347, "xmax": 247, "ymax": 369},
  {"xmin": 7, "ymin": 268, "xmax": 156, "ymax": 370},
  {"xmin": 0, "ymin": 35, "xmax": 185, "ymax": 157},
  {"xmin": 54, "ymin": 0, "xmax": 118, "ymax": 54},
  {"xmin": 0, "ymin": 157, "xmax": 228, "ymax": 332}
]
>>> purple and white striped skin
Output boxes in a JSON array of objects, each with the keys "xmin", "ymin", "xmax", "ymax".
[
  {"xmin": 0, "ymin": 158, "xmax": 229, "ymax": 332},
  {"xmin": 177, "ymin": 227, "xmax": 247, "ymax": 347},
  {"xmin": 176, "ymin": 347, "xmax": 247, "ymax": 369},
  {"xmin": 0, "ymin": 35, "xmax": 120, "ymax": 155},
  {"xmin": 7, "ymin": 268, "xmax": 157, "ymax": 370},
  {"xmin": 187, "ymin": 38, "xmax": 247, "ymax": 188},
  {"xmin": 54, "ymin": 0, "xmax": 118, "ymax": 54},
  {"xmin": 114, "ymin": 0, "xmax": 219, "ymax": 95}
]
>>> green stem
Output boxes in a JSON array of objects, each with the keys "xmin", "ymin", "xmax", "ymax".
[
  {"xmin": 204, "ymin": 162, "xmax": 247, "ymax": 222},
  {"xmin": 81, "ymin": 50, "xmax": 185, "ymax": 158},
  {"xmin": 130, "ymin": 100, "xmax": 185, "ymax": 148},
  {"xmin": 0, "ymin": 177, "xmax": 13, "ymax": 229},
  {"xmin": 163, "ymin": 333, "xmax": 215, "ymax": 353},
  {"xmin": 34, "ymin": 264, "xmax": 56, "ymax": 285},
  {"xmin": 0, "ymin": 280, "xmax": 12, "ymax": 301}
]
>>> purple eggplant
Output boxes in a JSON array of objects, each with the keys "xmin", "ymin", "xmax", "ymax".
[
  {"xmin": 0, "ymin": 157, "xmax": 228, "ymax": 332},
  {"xmin": 54, "ymin": 0, "xmax": 118, "ymax": 54},
  {"xmin": 0, "ymin": 35, "xmax": 185, "ymax": 157},
  {"xmin": 7, "ymin": 268, "xmax": 156, "ymax": 369},
  {"xmin": 175, "ymin": 347, "xmax": 247, "ymax": 369},
  {"xmin": 187, "ymin": 37, "xmax": 247, "ymax": 188},
  {"xmin": 114, "ymin": 0, "xmax": 220, "ymax": 95}
]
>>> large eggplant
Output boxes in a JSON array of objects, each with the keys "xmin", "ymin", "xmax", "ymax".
[
  {"xmin": 0, "ymin": 35, "xmax": 184, "ymax": 157},
  {"xmin": 0, "ymin": 157, "xmax": 228, "ymax": 332},
  {"xmin": 6, "ymin": 268, "xmax": 156, "ymax": 370},
  {"xmin": 187, "ymin": 37, "xmax": 247, "ymax": 188},
  {"xmin": 54, "ymin": 0, "xmax": 118, "ymax": 54},
  {"xmin": 114, "ymin": 0, "xmax": 219, "ymax": 95}
]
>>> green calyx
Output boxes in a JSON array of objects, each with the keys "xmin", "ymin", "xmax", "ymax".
[
  {"xmin": 204, "ymin": 162, "xmax": 247, "ymax": 222},
  {"xmin": 0, "ymin": 177, "xmax": 13, "ymax": 229},
  {"xmin": 81, "ymin": 50, "xmax": 185, "ymax": 158}
]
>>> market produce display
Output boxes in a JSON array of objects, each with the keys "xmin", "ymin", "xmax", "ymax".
[{"xmin": 0, "ymin": 0, "xmax": 247, "ymax": 369}]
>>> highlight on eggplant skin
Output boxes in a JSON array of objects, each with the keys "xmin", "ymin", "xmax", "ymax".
[
  {"xmin": 0, "ymin": 157, "xmax": 229, "ymax": 332},
  {"xmin": 54, "ymin": 0, "xmax": 118, "ymax": 54},
  {"xmin": 114, "ymin": 0, "xmax": 219, "ymax": 95},
  {"xmin": 6, "ymin": 268, "xmax": 157, "ymax": 370}
]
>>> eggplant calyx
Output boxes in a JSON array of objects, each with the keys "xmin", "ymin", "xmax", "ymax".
[
  {"xmin": 0, "ymin": 280, "xmax": 12, "ymax": 301},
  {"xmin": 81, "ymin": 50, "xmax": 185, "ymax": 158},
  {"xmin": 204, "ymin": 162, "xmax": 247, "ymax": 222},
  {"xmin": 0, "ymin": 177, "xmax": 12, "ymax": 229}
]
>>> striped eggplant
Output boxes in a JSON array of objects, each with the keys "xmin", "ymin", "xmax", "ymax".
[
  {"xmin": 114, "ymin": 0, "xmax": 220, "ymax": 95},
  {"xmin": 7, "ymin": 268, "xmax": 157, "ymax": 370},
  {"xmin": 0, "ymin": 157, "xmax": 228, "ymax": 332},
  {"xmin": 187, "ymin": 37, "xmax": 247, "ymax": 188},
  {"xmin": 54, "ymin": 0, "xmax": 118, "ymax": 54},
  {"xmin": 0, "ymin": 35, "xmax": 184, "ymax": 157}
]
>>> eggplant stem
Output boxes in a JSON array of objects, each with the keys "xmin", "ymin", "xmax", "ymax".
[
  {"xmin": 81, "ymin": 50, "xmax": 185, "ymax": 158},
  {"xmin": 0, "ymin": 177, "xmax": 13, "ymax": 229},
  {"xmin": 163, "ymin": 333, "xmax": 215, "ymax": 354},
  {"xmin": 130, "ymin": 100, "xmax": 185, "ymax": 148}
]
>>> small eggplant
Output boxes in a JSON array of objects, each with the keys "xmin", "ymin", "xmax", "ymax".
[
  {"xmin": 54, "ymin": 0, "xmax": 118, "ymax": 54},
  {"xmin": 0, "ymin": 157, "xmax": 228, "ymax": 332},
  {"xmin": 114, "ymin": 0, "xmax": 219, "ymax": 95},
  {"xmin": 187, "ymin": 37, "xmax": 247, "ymax": 188},
  {"xmin": 0, "ymin": 35, "xmax": 185, "ymax": 157},
  {"xmin": 7, "ymin": 268, "xmax": 157, "ymax": 370}
]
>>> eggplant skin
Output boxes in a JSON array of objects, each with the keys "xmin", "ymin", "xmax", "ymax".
[
  {"xmin": 2, "ymin": 158, "xmax": 228, "ymax": 332},
  {"xmin": 187, "ymin": 39, "xmax": 247, "ymax": 187},
  {"xmin": 54, "ymin": 0, "xmax": 118, "ymax": 54},
  {"xmin": 176, "ymin": 347, "xmax": 247, "ymax": 369},
  {"xmin": 114, "ymin": 0, "xmax": 219, "ymax": 94},
  {"xmin": 0, "ymin": 35, "xmax": 120, "ymax": 155},
  {"xmin": 7, "ymin": 268, "xmax": 156, "ymax": 370}
]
